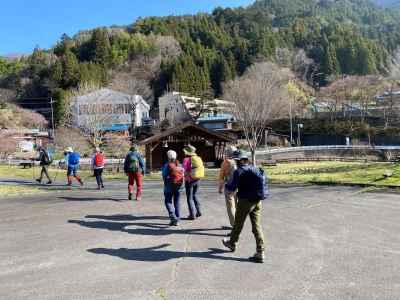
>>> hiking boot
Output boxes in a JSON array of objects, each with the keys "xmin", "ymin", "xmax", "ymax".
[
  {"xmin": 101, "ymin": 185, "xmax": 105, "ymax": 189},
  {"xmin": 222, "ymin": 238, "xmax": 236, "ymax": 252},
  {"xmin": 187, "ymin": 215, "xmax": 195, "ymax": 220},
  {"xmin": 36, "ymin": 179, "xmax": 41, "ymax": 184},
  {"xmin": 249, "ymin": 251, "xmax": 265, "ymax": 263},
  {"xmin": 169, "ymin": 219, "xmax": 178, "ymax": 226},
  {"xmin": 128, "ymin": 193, "xmax": 133, "ymax": 200},
  {"xmin": 97, "ymin": 186, "xmax": 101, "ymax": 190},
  {"xmin": 196, "ymin": 212, "xmax": 202, "ymax": 218},
  {"xmin": 46, "ymin": 181, "xmax": 52, "ymax": 185}
]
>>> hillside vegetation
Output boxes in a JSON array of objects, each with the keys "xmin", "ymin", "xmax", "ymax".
[{"xmin": 0, "ymin": 0, "xmax": 400, "ymax": 124}]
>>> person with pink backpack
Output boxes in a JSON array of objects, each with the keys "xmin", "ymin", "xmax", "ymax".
[{"xmin": 92, "ymin": 147, "xmax": 105, "ymax": 190}]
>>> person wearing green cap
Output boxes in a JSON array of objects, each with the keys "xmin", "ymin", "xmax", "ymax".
[{"xmin": 221, "ymin": 150, "xmax": 268, "ymax": 263}]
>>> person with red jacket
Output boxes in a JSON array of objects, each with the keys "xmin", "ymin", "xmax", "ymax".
[{"xmin": 92, "ymin": 147, "xmax": 105, "ymax": 190}]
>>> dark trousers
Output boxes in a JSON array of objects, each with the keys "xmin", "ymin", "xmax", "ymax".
[
  {"xmin": 230, "ymin": 198, "xmax": 265, "ymax": 252},
  {"xmin": 164, "ymin": 188, "xmax": 181, "ymax": 221},
  {"xmin": 94, "ymin": 168, "xmax": 104, "ymax": 187},
  {"xmin": 39, "ymin": 165, "xmax": 51, "ymax": 182},
  {"xmin": 185, "ymin": 180, "xmax": 201, "ymax": 217}
]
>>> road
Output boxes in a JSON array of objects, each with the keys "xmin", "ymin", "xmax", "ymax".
[{"xmin": 0, "ymin": 180, "xmax": 399, "ymax": 299}]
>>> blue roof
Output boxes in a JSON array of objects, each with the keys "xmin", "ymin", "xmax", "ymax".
[
  {"xmin": 197, "ymin": 113, "xmax": 234, "ymax": 122},
  {"xmin": 102, "ymin": 124, "xmax": 130, "ymax": 131}
]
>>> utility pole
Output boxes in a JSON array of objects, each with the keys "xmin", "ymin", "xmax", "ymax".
[
  {"xmin": 50, "ymin": 97, "xmax": 56, "ymax": 142},
  {"xmin": 289, "ymin": 98, "xmax": 294, "ymax": 145}
]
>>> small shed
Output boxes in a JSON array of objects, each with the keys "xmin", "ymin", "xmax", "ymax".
[{"xmin": 138, "ymin": 122, "xmax": 234, "ymax": 171}]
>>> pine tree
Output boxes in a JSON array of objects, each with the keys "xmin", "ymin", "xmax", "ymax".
[{"xmin": 90, "ymin": 28, "xmax": 111, "ymax": 67}]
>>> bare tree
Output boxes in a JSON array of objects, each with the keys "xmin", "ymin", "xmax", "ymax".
[
  {"xmin": 224, "ymin": 61, "xmax": 293, "ymax": 165},
  {"xmin": 110, "ymin": 76, "xmax": 151, "ymax": 143}
]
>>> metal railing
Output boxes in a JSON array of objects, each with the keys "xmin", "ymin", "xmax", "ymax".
[{"xmin": 255, "ymin": 145, "xmax": 400, "ymax": 155}]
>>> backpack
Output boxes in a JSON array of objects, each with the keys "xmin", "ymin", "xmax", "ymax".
[
  {"xmin": 239, "ymin": 166, "xmax": 268, "ymax": 201},
  {"xmin": 168, "ymin": 161, "xmax": 184, "ymax": 186},
  {"xmin": 127, "ymin": 152, "xmax": 140, "ymax": 173},
  {"xmin": 43, "ymin": 151, "xmax": 52, "ymax": 165},
  {"xmin": 190, "ymin": 155, "xmax": 205, "ymax": 180},
  {"xmin": 68, "ymin": 152, "xmax": 80, "ymax": 165},
  {"xmin": 94, "ymin": 153, "xmax": 104, "ymax": 167}
]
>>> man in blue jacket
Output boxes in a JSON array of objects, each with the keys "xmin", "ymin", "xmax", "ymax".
[
  {"xmin": 65, "ymin": 147, "xmax": 83, "ymax": 187},
  {"xmin": 222, "ymin": 150, "xmax": 268, "ymax": 263}
]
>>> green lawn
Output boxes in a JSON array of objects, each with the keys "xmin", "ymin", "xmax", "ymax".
[
  {"xmin": 1, "ymin": 162, "xmax": 400, "ymax": 188},
  {"xmin": 265, "ymin": 161, "xmax": 400, "ymax": 187}
]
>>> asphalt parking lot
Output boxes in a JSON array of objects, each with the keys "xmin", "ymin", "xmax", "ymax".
[{"xmin": 0, "ymin": 180, "xmax": 399, "ymax": 299}]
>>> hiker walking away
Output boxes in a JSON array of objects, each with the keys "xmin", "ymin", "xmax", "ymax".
[
  {"xmin": 162, "ymin": 150, "xmax": 184, "ymax": 226},
  {"xmin": 65, "ymin": 147, "xmax": 84, "ymax": 186},
  {"xmin": 124, "ymin": 146, "xmax": 145, "ymax": 201},
  {"xmin": 218, "ymin": 145, "xmax": 238, "ymax": 228},
  {"xmin": 222, "ymin": 150, "xmax": 268, "ymax": 263},
  {"xmin": 35, "ymin": 146, "xmax": 52, "ymax": 184},
  {"xmin": 92, "ymin": 147, "xmax": 105, "ymax": 190},
  {"xmin": 183, "ymin": 145, "xmax": 204, "ymax": 220}
]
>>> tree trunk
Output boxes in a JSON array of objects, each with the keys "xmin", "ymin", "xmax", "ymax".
[{"xmin": 251, "ymin": 149, "xmax": 256, "ymax": 167}]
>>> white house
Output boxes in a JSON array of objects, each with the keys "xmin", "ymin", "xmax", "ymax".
[
  {"xmin": 158, "ymin": 92, "xmax": 235, "ymax": 128},
  {"xmin": 72, "ymin": 88, "xmax": 150, "ymax": 131}
]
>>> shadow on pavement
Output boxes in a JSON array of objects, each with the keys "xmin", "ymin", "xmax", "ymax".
[
  {"xmin": 60, "ymin": 196, "xmax": 125, "ymax": 202},
  {"xmin": 85, "ymin": 214, "xmax": 169, "ymax": 221},
  {"xmin": 88, "ymin": 243, "xmax": 249, "ymax": 262},
  {"xmin": 68, "ymin": 218, "xmax": 227, "ymax": 237}
]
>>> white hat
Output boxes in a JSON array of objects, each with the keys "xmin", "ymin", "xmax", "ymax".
[
  {"xmin": 65, "ymin": 147, "xmax": 73, "ymax": 153},
  {"xmin": 95, "ymin": 147, "xmax": 101, "ymax": 152},
  {"xmin": 167, "ymin": 150, "xmax": 177, "ymax": 160}
]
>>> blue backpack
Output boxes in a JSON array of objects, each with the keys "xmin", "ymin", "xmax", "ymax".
[
  {"xmin": 239, "ymin": 166, "xmax": 268, "ymax": 201},
  {"xmin": 68, "ymin": 152, "xmax": 80, "ymax": 166}
]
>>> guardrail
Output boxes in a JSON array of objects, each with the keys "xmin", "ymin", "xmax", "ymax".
[{"xmin": 255, "ymin": 145, "xmax": 400, "ymax": 155}]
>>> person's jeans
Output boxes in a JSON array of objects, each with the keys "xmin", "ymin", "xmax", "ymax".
[
  {"xmin": 229, "ymin": 198, "xmax": 265, "ymax": 252},
  {"xmin": 94, "ymin": 168, "xmax": 104, "ymax": 187},
  {"xmin": 39, "ymin": 165, "xmax": 51, "ymax": 182},
  {"xmin": 185, "ymin": 180, "xmax": 201, "ymax": 217},
  {"xmin": 164, "ymin": 188, "xmax": 181, "ymax": 221},
  {"xmin": 128, "ymin": 172, "xmax": 143, "ymax": 199}
]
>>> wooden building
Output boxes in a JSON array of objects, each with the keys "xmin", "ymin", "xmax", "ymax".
[{"xmin": 138, "ymin": 122, "xmax": 233, "ymax": 171}]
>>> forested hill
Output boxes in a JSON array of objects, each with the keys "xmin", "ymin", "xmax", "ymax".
[{"xmin": 1, "ymin": 0, "xmax": 400, "ymax": 124}]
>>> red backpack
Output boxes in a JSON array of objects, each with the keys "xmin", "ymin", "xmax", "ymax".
[
  {"xmin": 94, "ymin": 153, "xmax": 105, "ymax": 167},
  {"xmin": 168, "ymin": 161, "xmax": 184, "ymax": 185}
]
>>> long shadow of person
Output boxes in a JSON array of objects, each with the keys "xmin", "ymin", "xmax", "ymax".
[
  {"xmin": 88, "ymin": 244, "xmax": 249, "ymax": 262},
  {"xmin": 68, "ymin": 219, "xmax": 226, "ymax": 237}
]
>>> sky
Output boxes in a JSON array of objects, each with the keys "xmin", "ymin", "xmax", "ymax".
[{"xmin": 0, "ymin": 0, "xmax": 254, "ymax": 56}]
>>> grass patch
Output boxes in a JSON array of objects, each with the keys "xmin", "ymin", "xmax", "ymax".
[
  {"xmin": 0, "ymin": 185, "xmax": 43, "ymax": 198},
  {"xmin": 2, "ymin": 161, "xmax": 400, "ymax": 188},
  {"xmin": 265, "ymin": 161, "xmax": 400, "ymax": 187}
]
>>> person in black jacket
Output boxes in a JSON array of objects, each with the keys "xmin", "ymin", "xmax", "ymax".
[
  {"xmin": 35, "ymin": 146, "xmax": 52, "ymax": 184},
  {"xmin": 221, "ymin": 150, "xmax": 268, "ymax": 263}
]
